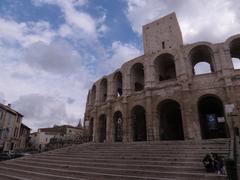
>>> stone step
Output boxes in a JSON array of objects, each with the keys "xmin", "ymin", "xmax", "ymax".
[
  {"xmin": 13, "ymin": 159, "xmax": 205, "ymax": 173},
  {"xmin": 21, "ymin": 156, "xmax": 204, "ymax": 167},
  {"xmin": 33, "ymin": 154, "xmax": 224, "ymax": 163},
  {"xmin": 2, "ymin": 162, "xmax": 227, "ymax": 180},
  {"xmin": 0, "ymin": 172, "xmax": 31, "ymax": 180},
  {"xmin": 0, "ymin": 140, "xmax": 230, "ymax": 180},
  {"xmin": 40, "ymin": 152, "xmax": 228, "ymax": 160},
  {"xmin": 26, "ymin": 157, "xmax": 206, "ymax": 167},
  {"xmin": 52, "ymin": 149, "xmax": 229, "ymax": 155},
  {"xmin": 65, "ymin": 144, "xmax": 230, "ymax": 150},
  {"xmin": 0, "ymin": 166, "xmax": 87, "ymax": 180}
]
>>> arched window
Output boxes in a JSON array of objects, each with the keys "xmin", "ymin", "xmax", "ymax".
[
  {"xmin": 113, "ymin": 111, "xmax": 123, "ymax": 142},
  {"xmin": 230, "ymin": 38, "xmax": 240, "ymax": 70},
  {"xmin": 198, "ymin": 95, "xmax": 229, "ymax": 139},
  {"xmin": 157, "ymin": 99, "xmax": 184, "ymax": 140},
  {"xmin": 130, "ymin": 63, "xmax": 144, "ymax": 91},
  {"xmin": 113, "ymin": 72, "xmax": 123, "ymax": 98},
  {"xmin": 154, "ymin": 53, "xmax": 176, "ymax": 81},
  {"xmin": 100, "ymin": 78, "xmax": 107, "ymax": 102},
  {"xmin": 131, "ymin": 105, "xmax": 147, "ymax": 141},
  {"xmin": 91, "ymin": 85, "xmax": 96, "ymax": 105},
  {"xmin": 190, "ymin": 45, "xmax": 214, "ymax": 75}
]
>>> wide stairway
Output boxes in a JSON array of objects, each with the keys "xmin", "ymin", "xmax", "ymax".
[{"xmin": 0, "ymin": 139, "xmax": 230, "ymax": 180}]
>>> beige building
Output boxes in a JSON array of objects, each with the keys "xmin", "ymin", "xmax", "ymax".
[
  {"xmin": 84, "ymin": 12, "xmax": 240, "ymax": 143},
  {"xmin": 0, "ymin": 103, "xmax": 24, "ymax": 151},
  {"xmin": 19, "ymin": 124, "xmax": 31, "ymax": 150},
  {"xmin": 31, "ymin": 125, "xmax": 83, "ymax": 151}
]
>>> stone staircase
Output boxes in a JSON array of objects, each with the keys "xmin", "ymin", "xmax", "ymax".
[{"xmin": 0, "ymin": 139, "xmax": 230, "ymax": 180}]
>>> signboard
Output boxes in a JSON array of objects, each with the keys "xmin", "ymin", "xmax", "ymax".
[
  {"xmin": 207, "ymin": 114, "xmax": 218, "ymax": 130},
  {"xmin": 225, "ymin": 104, "xmax": 235, "ymax": 113},
  {"xmin": 217, "ymin": 117, "xmax": 225, "ymax": 123}
]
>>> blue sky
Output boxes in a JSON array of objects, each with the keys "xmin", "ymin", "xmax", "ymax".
[{"xmin": 0, "ymin": 0, "xmax": 239, "ymax": 131}]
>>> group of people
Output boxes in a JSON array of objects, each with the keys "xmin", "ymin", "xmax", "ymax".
[{"xmin": 202, "ymin": 153, "xmax": 225, "ymax": 174}]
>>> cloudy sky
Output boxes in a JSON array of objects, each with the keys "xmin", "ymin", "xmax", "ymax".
[{"xmin": 0, "ymin": 0, "xmax": 239, "ymax": 131}]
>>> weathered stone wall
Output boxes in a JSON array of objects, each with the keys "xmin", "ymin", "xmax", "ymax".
[{"xmin": 84, "ymin": 12, "xmax": 240, "ymax": 143}]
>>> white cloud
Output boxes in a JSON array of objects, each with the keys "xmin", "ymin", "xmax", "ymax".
[
  {"xmin": 24, "ymin": 40, "xmax": 84, "ymax": 75},
  {"xmin": 102, "ymin": 41, "xmax": 142, "ymax": 72},
  {"xmin": 13, "ymin": 94, "xmax": 78, "ymax": 131},
  {"xmin": 125, "ymin": 0, "xmax": 240, "ymax": 43},
  {"xmin": 32, "ymin": 0, "xmax": 106, "ymax": 39},
  {"xmin": 0, "ymin": 18, "xmax": 55, "ymax": 47}
]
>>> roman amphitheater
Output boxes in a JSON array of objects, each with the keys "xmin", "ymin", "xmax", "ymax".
[
  {"xmin": 84, "ymin": 12, "xmax": 240, "ymax": 143},
  {"xmin": 0, "ymin": 13, "xmax": 239, "ymax": 180}
]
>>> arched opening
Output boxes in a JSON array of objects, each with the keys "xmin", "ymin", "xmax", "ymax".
[
  {"xmin": 154, "ymin": 53, "xmax": 176, "ymax": 81},
  {"xmin": 158, "ymin": 100, "xmax": 184, "ymax": 140},
  {"xmin": 113, "ymin": 72, "xmax": 123, "ymax": 98},
  {"xmin": 113, "ymin": 111, "xmax": 123, "ymax": 142},
  {"xmin": 194, "ymin": 62, "xmax": 212, "ymax": 75},
  {"xmin": 91, "ymin": 85, "xmax": 96, "ymax": 105},
  {"xmin": 131, "ymin": 105, "xmax": 147, "ymax": 141},
  {"xmin": 100, "ymin": 78, "xmax": 107, "ymax": 102},
  {"xmin": 130, "ymin": 63, "xmax": 144, "ymax": 91},
  {"xmin": 89, "ymin": 118, "xmax": 94, "ymax": 141},
  {"xmin": 198, "ymin": 95, "xmax": 229, "ymax": 139},
  {"xmin": 230, "ymin": 38, "xmax": 240, "ymax": 70},
  {"xmin": 190, "ymin": 45, "xmax": 214, "ymax": 75},
  {"xmin": 99, "ymin": 114, "xmax": 107, "ymax": 142}
]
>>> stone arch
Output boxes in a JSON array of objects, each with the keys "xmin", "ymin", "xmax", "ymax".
[
  {"xmin": 198, "ymin": 94, "xmax": 229, "ymax": 139},
  {"xmin": 157, "ymin": 99, "xmax": 184, "ymax": 140},
  {"xmin": 91, "ymin": 85, "xmax": 96, "ymax": 105},
  {"xmin": 130, "ymin": 63, "xmax": 145, "ymax": 92},
  {"xmin": 189, "ymin": 45, "xmax": 214, "ymax": 75},
  {"xmin": 113, "ymin": 111, "xmax": 123, "ymax": 142},
  {"xmin": 131, "ymin": 105, "xmax": 147, "ymax": 141},
  {"xmin": 229, "ymin": 38, "xmax": 240, "ymax": 70},
  {"xmin": 100, "ymin": 78, "xmax": 108, "ymax": 102},
  {"xmin": 154, "ymin": 53, "xmax": 176, "ymax": 81},
  {"xmin": 113, "ymin": 71, "xmax": 123, "ymax": 98},
  {"xmin": 98, "ymin": 114, "xmax": 107, "ymax": 142}
]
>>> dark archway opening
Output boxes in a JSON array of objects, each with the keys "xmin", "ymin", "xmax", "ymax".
[
  {"xmin": 99, "ymin": 115, "xmax": 107, "ymax": 142},
  {"xmin": 131, "ymin": 63, "xmax": 144, "ymax": 92},
  {"xmin": 198, "ymin": 95, "xmax": 229, "ymax": 139},
  {"xmin": 230, "ymin": 38, "xmax": 240, "ymax": 70},
  {"xmin": 190, "ymin": 45, "xmax": 214, "ymax": 75},
  {"xmin": 89, "ymin": 118, "xmax": 94, "ymax": 141},
  {"xmin": 131, "ymin": 105, "xmax": 147, "ymax": 141},
  {"xmin": 113, "ymin": 111, "xmax": 123, "ymax": 142},
  {"xmin": 154, "ymin": 53, "xmax": 176, "ymax": 81},
  {"xmin": 91, "ymin": 85, "xmax": 96, "ymax": 105},
  {"xmin": 158, "ymin": 100, "xmax": 184, "ymax": 140},
  {"xmin": 114, "ymin": 72, "xmax": 123, "ymax": 98},
  {"xmin": 100, "ymin": 78, "xmax": 108, "ymax": 102}
]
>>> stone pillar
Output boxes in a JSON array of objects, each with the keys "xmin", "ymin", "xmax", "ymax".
[
  {"xmin": 144, "ymin": 58, "xmax": 154, "ymax": 89},
  {"xmin": 106, "ymin": 103, "xmax": 113, "ymax": 142},
  {"xmin": 107, "ymin": 76, "xmax": 115, "ymax": 101},
  {"xmin": 122, "ymin": 98, "xmax": 130, "ymax": 142},
  {"xmin": 92, "ymin": 109, "xmax": 98, "ymax": 142},
  {"xmin": 145, "ymin": 90, "xmax": 154, "ymax": 141},
  {"xmin": 152, "ymin": 111, "xmax": 160, "ymax": 141}
]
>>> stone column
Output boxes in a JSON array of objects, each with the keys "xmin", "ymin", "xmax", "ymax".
[
  {"xmin": 106, "ymin": 103, "xmax": 113, "ymax": 142},
  {"xmin": 92, "ymin": 109, "xmax": 98, "ymax": 142},
  {"xmin": 145, "ymin": 90, "xmax": 154, "ymax": 141},
  {"xmin": 122, "ymin": 98, "xmax": 130, "ymax": 142}
]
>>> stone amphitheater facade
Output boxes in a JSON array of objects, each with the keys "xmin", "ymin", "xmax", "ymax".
[{"xmin": 84, "ymin": 12, "xmax": 240, "ymax": 143}]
